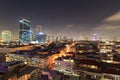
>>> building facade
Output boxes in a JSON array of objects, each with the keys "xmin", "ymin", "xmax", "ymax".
[
  {"xmin": 19, "ymin": 18, "xmax": 31, "ymax": 44},
  {"xmin": 32, "ymin": 32, "xmax": 47, "ymax": 44},
  {"xmin": 53, "ymin": 57, "xmax": 74, "ymax": 74},
  {"xmin": 1, "ymin": 30, "xmax": 11, "ymax": 42},
  {"xmin": 36, "ymin": 32, "xmax": 47, "ymax": 44}
]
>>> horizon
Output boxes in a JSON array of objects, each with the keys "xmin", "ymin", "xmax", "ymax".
[{"xmin": 0, "ymin": 0, "xmax": 120, "ymax": 40}]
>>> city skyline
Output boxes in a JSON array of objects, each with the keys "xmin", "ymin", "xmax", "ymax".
[{"xmin": 0, "ymin": 0, "xmax": 120, "ymax": 40}]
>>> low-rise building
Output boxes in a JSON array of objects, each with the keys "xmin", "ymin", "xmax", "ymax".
[
  {"xmin": 6, "ymin": 51, "xmax": 49, "ymax": 68},
  {"xmin": 53, "ymin": 57, "xmax": 74, "ymax": 74},
  {"xmin": 0, "ymin": 61, "xmax": 38, "ymax": 80}
]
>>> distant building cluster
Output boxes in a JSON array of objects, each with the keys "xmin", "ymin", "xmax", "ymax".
[
  {"xmin": 0, "ymin": 18, "xmax": 70, "ymax": 46},
  {"xmin": 19, "ymin": 18, "xmax": 47, "ymax": 45},
  {"xmin": 0, "ymin": 18, "xmax": 47, "ymax": 45}
]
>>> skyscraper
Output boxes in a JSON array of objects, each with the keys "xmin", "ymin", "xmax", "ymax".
[
  {"xmin": 31, "ymin": 26, "xmax": 47, "ymax": 44},
  {"xmin": 1, "ymin": 30, "xmax": 11, "ymax": 42},
  {"xmin": 36, "ymin": 32, "xmax": 47, "ymax": 44},
  {"xmin": 19, "ymin": 18, "xmax": 31, "ymax": 44}
]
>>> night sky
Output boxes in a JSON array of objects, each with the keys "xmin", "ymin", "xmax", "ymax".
[{"xmin": 0, "ymin": 0, "xmax": 120, "ymax": 40}]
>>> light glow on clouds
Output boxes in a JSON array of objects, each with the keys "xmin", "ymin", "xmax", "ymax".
[
  {"xmin": 94, "ymin": 24, "xmax": 120, "ymax": 30},
  {"xmin": 95, "ymin": 11, "xmax": 120, "ymax": 31},
  {"xmin": 103, "ymin": 11, "xmax": 120, "ymax": 22},
  {"xmin": 66, "ymin": 24, "xmax": 74, "ymax": 28},
  {"xmin": 93, "ymin": 11, "xmax": 120, "ymax": 40}
]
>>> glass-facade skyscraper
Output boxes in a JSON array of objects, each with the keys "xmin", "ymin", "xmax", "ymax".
[
  {"xmin": 36, "ymin": 32, "xmax": 47, "ymax": 44},
  {"xmin": 19, "ymin": 18, "xmax": 31, "ymax": 44}
]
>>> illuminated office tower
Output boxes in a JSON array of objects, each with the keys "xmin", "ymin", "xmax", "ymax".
[
  {"xmin": 19, "ymin": 18, "xmax": 31, "ymax": 44},
  {"xmin": 36, "ymin": 32, "xmax": 47, "ymax": 44},
  {"xmin": 32, "ymin": 26, "xmax": 47, "ymax": 44},
  {"xmin": 1, "ymin": 30, "xmax": 11, "ymax": 42}
]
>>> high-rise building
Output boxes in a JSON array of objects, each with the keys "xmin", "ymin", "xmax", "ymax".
[
  {"xmin": 36, "ymin": 32, "xmax": 47, "ymax": 44},
  {"xmin": 1, "ymin": 30, "xmax": 11, "ymax": 42},
  {"xmin": 19, "ymin": 18, "xmax": 31, "ymax": 44},
  {"xmin": 31, "ymin": 26, "xmax": 47, "ymax": 44}
]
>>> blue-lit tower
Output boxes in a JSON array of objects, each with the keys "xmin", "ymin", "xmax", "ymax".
[
  {"xmin": 36, "ymin": 32, "xmax": 47, "ymax": 44},
  {"xmin": 32, "ymin": 26, "xmax": 47, "ymax": 44},
  {"xmin": 19, "ymin": 18, "xmax": 31, "ymax": 44}
]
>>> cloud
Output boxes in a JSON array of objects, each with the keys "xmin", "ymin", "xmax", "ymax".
[
  {"xmin": 94, "ymin": 24, "xmax": 120, "ymax": 30},
  {"xmin": 65, "ymin": 24, "xmax": 74, "ymax": 28},
  {"xmin": 94, "ymin": 11, "xmax": 120, "ymax": 31},
  {"xmin": 93, "ymin": 24, "xmax": 120, "ymax": 40},
  {"xmin": 92, "ymin": 11, "xmax": 120, "ymax": 40},
  {"xmin": 103, "ymin": 11, "xmax": 120, "ymax": 22}
]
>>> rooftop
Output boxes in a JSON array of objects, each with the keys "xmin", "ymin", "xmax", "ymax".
[{"xmin": 17, "ymin": 66, "xmax": 37, "ymax": 78}]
